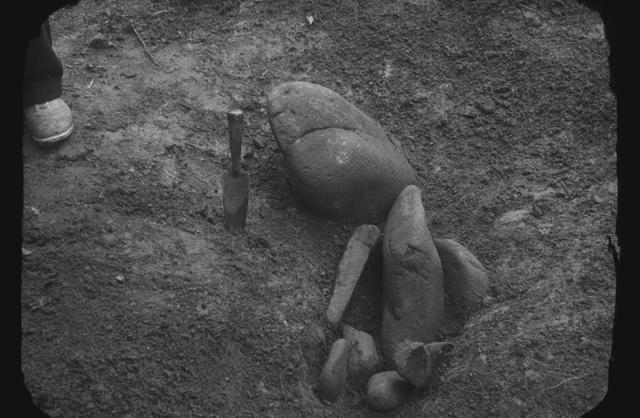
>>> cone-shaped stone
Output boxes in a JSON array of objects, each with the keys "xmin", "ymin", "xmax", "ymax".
[{"xmin": 381, "ymin": 185, "xmax": 444, "ymax": 364}]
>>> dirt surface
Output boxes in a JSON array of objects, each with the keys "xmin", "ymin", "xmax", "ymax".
[{"xmin": 21, "ymin": 0, "xmax": 616, "ymax": 416}]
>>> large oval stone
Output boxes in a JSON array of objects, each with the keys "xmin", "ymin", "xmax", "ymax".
[
  {"xmin": 267, "ymin": 82, "xmax": 417, "ymax": 222},
  {"xmin": 381, "ymin": 185, "xmax": 444, "ymax": 364}
]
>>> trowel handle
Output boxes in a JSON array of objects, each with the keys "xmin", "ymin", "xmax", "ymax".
[{"xmin": 228, "ymin": 109, "xmax": 244, "ymax": 176}]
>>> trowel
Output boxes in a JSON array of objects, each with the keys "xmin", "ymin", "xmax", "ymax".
[{"xmin": 222, "ymin": 109, "xmax": 249, "ymax": 231}]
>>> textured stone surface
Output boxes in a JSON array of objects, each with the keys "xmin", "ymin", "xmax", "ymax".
[
  {"xmin": 366, "ymin": 371, "xmax": 413, "ymax": 411},
  {"xmin": 434, "ymin": 238, "xmax": 489, "ymax": 313},
  {"xmin": 343, "ymin": 325, "xmax": 383, "ymax": 385},
  {"xmin": 267, "ymin": 82, "xmax": 417, "ymax": 222},
  {"xmin": 317, "ymin": 338, "xmax": 355, "ymax": 402},
  {"xmin": 393, "ymin": 340, "xmax": 454, "ymax": 389},
  {"xmin": 381, "ymin": 185, "xmax": 444, "ymax": 364},
  {"xmin": 326, "ymin": 225, "xmax": 381, "ymax": 327}
]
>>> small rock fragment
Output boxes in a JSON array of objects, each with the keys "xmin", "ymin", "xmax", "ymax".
[
  {"xmin": 381, "ymin": 185, "xmax": 444, "ymax": 363},
  {"xmin": 522, "ymin": 10, "xmax": 543, "ymax": 28},
  {"xmin": 326, "ymin": 225, "xmax": 381, "ymax": 327},
  {"xmin": 366, "ymin": 371, "xmax": 413, "ymax": 411},
  {"xmin": 525, "ymin": 369, "xmax": 542, "ymax": 382},
  {"xmin": 393, "ymin": 340, "xmax": 454, "ymax": 389},
  {"xmin": 536, "ymin": 350, "xmax": 555, "ymax": 362},
  {"xmin": 196, "ymin": 301, "xmax": 211, "ymax": 316},
  {"xmin": 252, "ymin": 137, "xmax": 265, "ymax": 149},
  {"xmin": 434, "ymin": 238, "xmax": 489, "ymax": 313},
  {"xmin": 318, "ymin": 338, "xmax": 355, "ymax": 402},
  {"xmin": 498, "ymin": 209, "xmax": 529, "ymax": 224},
  {"xmin": 343, "ymin": 325, "xmax": 383, "ymax": 385},
  {"xmin": 89, "ymin": 33, "xmax": 110, "ymax": 49},
  {"xmin": 115, "ymin": 274, "xmax": 125, "ymax": 283}
]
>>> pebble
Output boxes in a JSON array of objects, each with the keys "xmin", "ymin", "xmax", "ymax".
[
  {"xmin": 343, "ymin": 325, "xmax": 383, "ymax": 385},
  {"xmin": 434, "ymin": 238, "xmax": 489, "ymax": 313},
  {"xmin": 317, "ymin": 338, "xmax": 355, "ymax": 402},
  {"xmin": 266, "ymin": 82, "xmax": 417, "ymax": 222},
  {"xmin": 89, "ymin": 33, "xmax": 110, "ymax": 49},
  {"xmin": 366, "ymin": 371, "xmax": 413, "ymax": 411},
  {"xmin": 523, "ymin": 10, "xmax": 543, "ymax": 28},
  {"xmin": 381, "ymin": 185, "xmax": 444, "ymax": 363}
]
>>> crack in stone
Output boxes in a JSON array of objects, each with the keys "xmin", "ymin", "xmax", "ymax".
[{"xmin": 289, "ymin": 125, "xmax": 382, "ymax": 148}]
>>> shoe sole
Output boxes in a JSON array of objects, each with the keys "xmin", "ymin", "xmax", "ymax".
[{"xmin": 31, "ymin": 125, "xmax": 74, "ymax": 146}]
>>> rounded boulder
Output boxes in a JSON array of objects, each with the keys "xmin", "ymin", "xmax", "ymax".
[{"xmin": 267, "ymin": 82, "xmax": 417, "ymax": 222}]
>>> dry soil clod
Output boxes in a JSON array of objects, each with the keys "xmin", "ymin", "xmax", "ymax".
[
  {"xmin": 366, "ymin": 370, "xmax": 413, "ymax": 412},
  {"xmin": 326, "ymin": 225, "xmax": 381, "ymax": 327},
  {"xmin": 317, "ymin": 338, "xmax": 356, "ymax": 402},
  {"xmin": 393, "ymin": 340, "xmax": 455, "ymax": 389},
  {"xmin": 343, "ymin": 324, "xmax": 383, "ymax": 385}
]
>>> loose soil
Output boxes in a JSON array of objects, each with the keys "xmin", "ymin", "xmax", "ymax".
[{"xmin": 21, "ymin": 0, "xmax": 616, "ymax": 416}]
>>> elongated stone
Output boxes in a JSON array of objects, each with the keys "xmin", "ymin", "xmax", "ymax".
[
  {"xmin": 267, "ymin": 82, "xmax": 417, "ymax": 222},
  {"xmin": 317, "ymin": 338, "xmax": 355, "ymax": 402},
  {"xmin": 326, "ymin": 225, "xmax": 381, "ymax": 327},
  {"xmin": 381, "ymin": 185, "xmax": 444, "ymax": 364},
  {"xmin": 434, "ymin": 238, "xmax": 488, "ymax": 313},
  {"xmin": 366, "ymin": 371, "xmax": 413, "ymax": 411},
  {"xmin": 343, "ymin": 325, "xmax": 383, "ymax": 385}
]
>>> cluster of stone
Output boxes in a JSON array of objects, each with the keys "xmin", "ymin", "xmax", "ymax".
[{"xmin": 267, "ymin": 82, "xmax": 489, "ymax": 411}]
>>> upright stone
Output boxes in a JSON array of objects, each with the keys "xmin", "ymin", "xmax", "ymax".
[{"xmin": 381, "ymin": 185, "xmax": 444, "ymax": 364}]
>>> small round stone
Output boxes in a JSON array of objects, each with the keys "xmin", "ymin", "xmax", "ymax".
[
  {"xmin": 366, "ymin": 371, "xmax": 413, "ymax": 411},
  {"xmin": 267, "ymin": 82, "xmax": 417, "ymax": 222}
]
